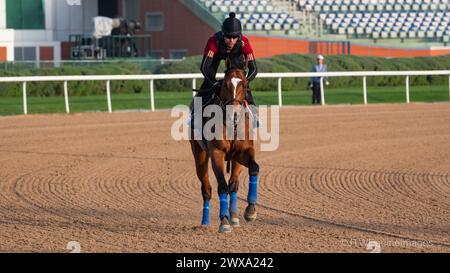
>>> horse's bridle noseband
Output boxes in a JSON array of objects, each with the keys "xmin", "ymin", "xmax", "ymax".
[{"xmin": 215, "ymin": 82, "xmax": 247, "ymax": 112}]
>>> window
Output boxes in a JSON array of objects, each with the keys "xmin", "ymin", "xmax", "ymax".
[
  {"xmin": 146, "ymin": 12, "xmax": 164, "ymax": 32},
  {"xmin": 6, "ymin": 0, "xmax": 45, "ymax": 29},
  {"xmin": 123, "ymin": 0, "xmax": 139, "ymax": 20},
  {"xmin": 169, "ymin": 49, "xmax": 188, "ymax": 60},
  {"xmin": 14, "ymin": 47, "xmax": 37, "ymax": 61}
]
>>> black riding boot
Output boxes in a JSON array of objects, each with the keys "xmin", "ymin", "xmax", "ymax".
[{"xmin": 190, "ymin": 82, "xmax": 221, "ymax": 130}]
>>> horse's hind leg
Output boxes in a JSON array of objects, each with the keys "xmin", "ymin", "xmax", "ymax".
[
  {"xmin": 190, "ymin": 141, "xmax": 212, "ymax": 226},
  {"xmin": 228, "ymin": 161, "xmax": 243, "ymax": 227}
]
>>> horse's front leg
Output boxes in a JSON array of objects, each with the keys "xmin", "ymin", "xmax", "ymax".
[
  {"xmin": 235, "ymin": 148, "xmax": 260, "ymax": 222},
  {"xmin": 211, "ymin": 148, "xmax": 232, "ymax": 233},
  {"xmin": 190, "ymin": 140, "xmax": 212, "ymax": 227}
]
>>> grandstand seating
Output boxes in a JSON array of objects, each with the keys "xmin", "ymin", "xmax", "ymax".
[
  {"xmin": 197, "ymin": 0, "xmax": 301, "ymax": 31},
  {"xmin": 294, "ymin": 0, "xmax": 449, "ymax": 41},
  {"xmin": 320, "ymin": 10, "xmax": 449, "ymax": 39},
  {"xmin": 196, "ymin": 0, "xmax": 449, "ymax": 42},
  {"xmin": 296, "ymin": 0, "xmax": 449, "ymax": 13}
]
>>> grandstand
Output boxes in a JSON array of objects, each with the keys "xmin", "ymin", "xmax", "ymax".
[
  {"xmin": 197, "ymin": 0, "xmax": 301, "ymax": 33},
  {"xmin": 320, "ymin": 10, "xmax": 449, "ymax": 41},
  {"xmin": 195, "ymin": 0, "xmax": 449, "ymax": 44},
  {"xmin": 1, "ymin": 0, "xmax": 449, "ymax": 62},
  {"xmin": 301, "ymin": 0, "xmax": 450, "ymax": 43}
]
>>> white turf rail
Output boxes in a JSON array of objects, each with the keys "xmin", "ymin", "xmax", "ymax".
[{"xmin": 0, "ymin": 70, "xmax": 449, "ymax": 115}]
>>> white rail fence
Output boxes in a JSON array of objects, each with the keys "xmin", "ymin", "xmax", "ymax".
[{"xmin": 0, "ymin": 70, "xmax": 449, "ymax": 115}]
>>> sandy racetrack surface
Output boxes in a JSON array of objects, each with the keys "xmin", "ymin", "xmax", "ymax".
[{"xmin": 0, "ymin": 103, "xmax": 449, "ymax": 253}]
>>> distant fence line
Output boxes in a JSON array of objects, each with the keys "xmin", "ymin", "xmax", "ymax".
[{"xmin": 0, "ymin": 70, "xmax": 449, "ymax": 115}]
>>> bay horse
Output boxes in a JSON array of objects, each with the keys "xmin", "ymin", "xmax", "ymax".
[{"xmin": 189, "ymin": 69, "xmax": 260, "ymax": 233}]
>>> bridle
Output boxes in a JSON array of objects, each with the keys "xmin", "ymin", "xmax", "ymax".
[
  {"xmin": 214, "ymin": 74, "xmax": 248, "ymax": 173},
  {"xmin": 215, "ymin": 74, "xmax": 247, "ymax": 112},
  {"xmin": 215, "ymin": 92, "xmax": 246, "ymax": 112}
]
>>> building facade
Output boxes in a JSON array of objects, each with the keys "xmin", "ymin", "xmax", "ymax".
[
  {"xmin": 0, "ymin": 0, "xmax": 218, "ymax": 62},
  {"xmin": 1, "ymin": 0, "xmax": 448, "ymax": 62},
  {"xmin": 0, "ymin": 0, "xmax": 105, "ymax": 62},
  {"xmin": 135, "ymin": 0, "xmax": 216, "ymax": 59}
]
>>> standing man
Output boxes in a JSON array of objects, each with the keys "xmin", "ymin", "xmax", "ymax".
[{"xmin": 310, "ymin": 55, "xmax": 329, "ymax": 105}]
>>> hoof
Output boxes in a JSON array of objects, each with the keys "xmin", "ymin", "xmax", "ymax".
[
  {"xmin": 244, "ymin": 204, "xmax": 257, "ymax": 222},
  {"xmin": 218, "ymin": 217, "xmax": 232, "ymax": 233},
  {"xmin": 230, "ymin": 212, "xmax": 240, "ymax": 227}
]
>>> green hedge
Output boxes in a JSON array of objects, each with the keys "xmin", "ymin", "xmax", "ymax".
[
  {"xmin": 1, "ymin": 54, "xmax": 449, "ymax": 97},
  {"xmin": 0, "ymin": 62, "xmax": 148, "ymax": 97},
  {"xmin": 155, "ymin": 54, "xmax": 450, "ymax": 92}
]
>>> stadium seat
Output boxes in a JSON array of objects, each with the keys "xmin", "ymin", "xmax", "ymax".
[
  {"xmin": 198, "ymin": 0, "xmax": 301, "ymax": 33},
  {"xmin": 201, "ymin": 0, "xmax": 448, "ymax": 42},
  {"xmin": 306, "ymin": 0, "xmax": 449, "ymax": 41}
]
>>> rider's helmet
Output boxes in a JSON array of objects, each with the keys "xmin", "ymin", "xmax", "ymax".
[{"xmin": 222, "ymin": 12, "xmax": 242, "ymax": 38}]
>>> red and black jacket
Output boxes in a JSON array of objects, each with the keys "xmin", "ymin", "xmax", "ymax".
[{"xmin": 200, "ymin": 32, "xmax": 258, "ymax": 89}]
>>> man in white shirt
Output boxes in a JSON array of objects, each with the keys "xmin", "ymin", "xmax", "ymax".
[{"xmin": 310, "ymin": 55, "xmax": 329, "ymax": 105}]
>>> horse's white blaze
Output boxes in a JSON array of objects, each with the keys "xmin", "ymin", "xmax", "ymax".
[{"xmin": 231, "ymin": 78, "xmax": 242, "ymax": 99}]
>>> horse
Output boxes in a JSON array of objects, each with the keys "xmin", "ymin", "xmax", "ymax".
[{"xmin": 189, "ymin": 68, "xmax": 260, "ymax": 233}]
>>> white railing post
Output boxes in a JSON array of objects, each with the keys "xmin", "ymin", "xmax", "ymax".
[
  {"xmin": 64, "ymin": 81, "xmax": 70, "ymax": 113},
  {"xmin": 106, "ymin": 80, "xmax": 112, "ymax": 113},
  {"xmin": 22, "ymin": 82, "xmax": 28, "ymax": 115},
  {"xmin": 192, "ymin": 78, "xmax": 197, "ymax": 97},
  {"xmin": 278, "ymin": 77, "xmax": 283, "ymax": 107},
  {"xmin": 320, "ymin": 77, "xmax": 325, "ymax": 105},
  {"xmin": 363, "ymin": 76, "xmax": 368, "ymax": 105},
  {"xmin": 406, "ymin": 75, "xmax": 410, "ymax": 104},
  {"xmin": 150, "ymin": 79, "xmax": 155, "ymax": 112}
]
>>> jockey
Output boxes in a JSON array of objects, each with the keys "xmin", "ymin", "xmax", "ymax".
[{"xmin": 197, "ymin": 12, "xmax": 258, "ymax": 107}]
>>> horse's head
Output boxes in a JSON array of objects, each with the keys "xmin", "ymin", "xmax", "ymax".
[
  {"xmin": 219, "ymin": 69, "xmax": 248, "ymax": 107},
  {"xmin": 218, "ymin": 69, "xmax": 248, "ymax": 125}
]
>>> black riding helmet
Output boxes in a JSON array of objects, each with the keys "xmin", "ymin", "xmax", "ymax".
[{"xmin": 222, "ymin": 12, "xmax": 242, "ymax": 37}]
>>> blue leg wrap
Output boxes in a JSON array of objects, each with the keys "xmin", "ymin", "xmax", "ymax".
[
  {"xmin": 229, "ymin": 192, "xmax": 238, "ymax": 214},
  {"xmin": 201, "ymin": 200, "xmax": 210, "ymax": 226},
  {"xmin": 219, "ymin": 193, "xmax": 229, "ymax": 220},
  {"xmin": 248, "ymin": 176, "xmax": 258, "ymax": 204}
]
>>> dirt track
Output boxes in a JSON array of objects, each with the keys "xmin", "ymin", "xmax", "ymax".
[{"xmin": 0, "ymin": 103, "xmax": 449, "ymax": 253}]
